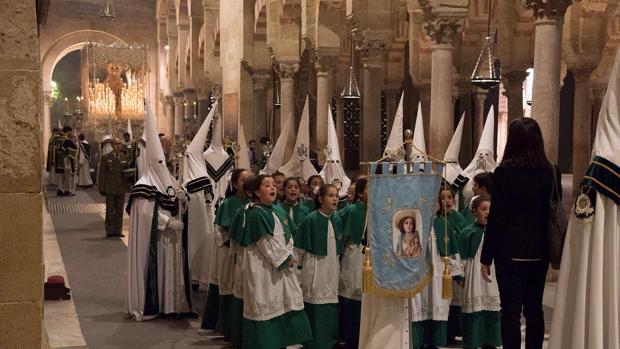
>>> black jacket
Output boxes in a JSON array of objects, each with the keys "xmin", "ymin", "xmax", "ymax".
[{"xmin": 481, "ymin": 165, "xmax": 560, "ymax": 265}]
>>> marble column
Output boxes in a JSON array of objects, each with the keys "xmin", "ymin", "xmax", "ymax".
[
  {"xmin": 360, "ymin": 40, "xmax": 386, "ymax": 162},
  {"xmin": 165, "ymin": 95, "xmax": 174, "ymax": 138},
  {"xmin": 0, "ymin": 1, "xmax": 43, "ymax": 346},
  {"xmin": 527, "ymin": 0, "xmax": 571, "ymax": 164},
  {"xmin": 173, "ymin": 92, "xmax": 185, "ymax": 139},
  {"xmin": 196, "ymin": 87, "xmax": 211, "ymax": 125},
  {"xmin": 571, "ymin": 64, "xmax": 596, "ymax": 193},
  {"xmin": 251, "ymin": 73, "xmax": 270, "ymax": 142},
  {"xmin": 278, "ymin": 62, "xmax": 299, "ymax": 136},
  {"xmin": 502, "ymin": 70, "xmax": 528, "ymax": 122},
  {"xmin": 591, "ymin": 82, "xmax": 606, "ymax": 142},
  {"xmin": 315, "ymin": 54, "xmax": 338, "ymax": 165},
  {"xmin": 418, "ymin": 84, "xmax": 432, "ymax": 145},
  {"xmin": 184, "ymin": 89, "xmax": 197, "ymax": 138},
  {"xmin": 472, "ymin": 87, "xmax": 488, "ymax": 145},
  {"xmin": 423, "ymin": 18, "xmax": 463, "ymax": 158},
  {"xmin": 43, "ymin": 91, "xmax": 52, "ymax": 166}
]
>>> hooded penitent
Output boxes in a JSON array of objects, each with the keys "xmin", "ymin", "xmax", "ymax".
[
  {"xmin": 236, "ymin": 124, "xmax": 252, "ymax": 170},
  {"xmin": 136, "ymin": 129, "xmax": 147, "ymax": 180},
  {"xmin": 204, "ymin": 110, "xmax": 234, "ymax": 204},
  {"xmin": 261, "ymin": 111, "xmax": 295, "ymax": 175},
  {"xmin": 383, "ymin": 92, "xmax": 405, "ymax": 161},
  {"xmin": 443, "ymin": 113, "xmax": 465, "ymax": 186},
  {"xmin": 319, "ymin": 105, "xmax": 351, "ymax": 197},
  {"xmin": 454, "ymin": 106, "xmax": 497, "ymax": 203},
  {"xmin": 279, "ymin": 96, "xmax": 318, "ymax": 181},
  {"xmin": 182, "ymin": 100, "xmax": 216, "ymax": 287},
  {"xmin": 411, "ymin": 102, "xmax": 427, "ymax": 162},
  {"xmin": 125, "ymin": 103, "xmax": 189, "ymax": 321},
  {"xmin": 549, "ymin": 48, "xmax": 620, "ymax": 349}
]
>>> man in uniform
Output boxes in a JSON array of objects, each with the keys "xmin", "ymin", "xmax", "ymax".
[
  {"xmin": 121, "ymin": 132, "xmax": 138, "ymax": 187},
  {"xmin": 98, "ymin": 139, "xmax": 129, "ymax": 238}
]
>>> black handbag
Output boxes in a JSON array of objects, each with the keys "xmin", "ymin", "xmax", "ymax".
[{"xmin": 547, "ymin": 167, "xmax": 568, "ymax": 269}]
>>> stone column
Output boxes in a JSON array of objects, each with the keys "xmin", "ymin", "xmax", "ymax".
[
  {"xmin": 315, "ymin": 54, "xmax": 338, "ymax": 165},
  {"xmin": 43, "ymin": 91, "xmax": 52, "ymax": 166},
  {"xmin": 196, "ymin": 87, "xmax": 211, "ymax": 125},
  {"xmin": 165, "ymin": 95, "xmax": 174, "ymax": 138},
  {"xmin": 251, "ymin": 73, "xmax": 270, "ymax": 142},
  {"xmin": 571, "ymin": 64, "xmax": 596, "ymax": 193},
  {"xmin": 173, "ymin": 92, "xmax": 185, "ymax": 138},
  {"xmin": 278, "ymin": 62, "xmax": 299, "ymax": 136},
  {"xmin": 502, "ymin": 70, "xmax": 528, "ymax": 122},
  {"xmin": 527, "ymin": 0, "xmax": 572, "ymax": 164},
  {"xmin": 359, "ymin": 40, "xmax": 387, "ymax": 162},
  {"xmin": 472, "ymin": 87, "xmax": 488, "ymax": 145},
  {"xmin": 184, "ymin": 89, "xmax": 197, "ymax": 120},
  {"xmin": 0, "ymin": 1, "xmax": 43, "ymax": 346},
  {"xmin": 422, "ymin": 18, "xmax": 464, "ymax": 158},
  {"xmin": 383, "ymin": 88, "xmax": 401, "ymax": 132},
  {"xmin": 591, "ymin": 82, "xmax": 606, "ymax": 142}
]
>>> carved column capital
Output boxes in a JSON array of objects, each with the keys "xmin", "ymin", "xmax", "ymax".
[
  {"xmin": 524, "ymin": 0, "xmax": 572, "ymax": 21},
  {"xmin": 357, "ymin": 39, "xmax": 387, "ymax": 69},
  {"xmin": 314, "ymin": 54, "xmax": 339, "ymax": 75},
  {"xmin": 423, "ymin": 17, "xmax": 464, "ymax": 45},
  {"xmin": 571, "ymin": 63, "xmax": 597, "ymax": 82},
  {"xmin": 502, "ymin": 70, "xmax": 529, "ymax": 85},
  {"xmin": 196, "ymin": 87, "xmax": 211, "ymax": 100},
  {"xmin": 172, "ymin": 91, "xmax": 185, "ymax": 105},
  {"xmin": 278, "ymin": 63, "xmax": 300, "ymax": 80},
  {"xmin": 251, "ymin": 73, "xmax": 271, "ymax": 91},
  {"xmin": 165, "ymin": 95, "xmax": 174, "ymax": 106}
]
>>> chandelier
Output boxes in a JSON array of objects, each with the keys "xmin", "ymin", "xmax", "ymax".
[
  {"xmin": 341, "ymin": 32, "xmax": 361, "ymax": 99},
  {"xmin": 470, "ymin": 0, "xmax": 500, "ymax": 90}
]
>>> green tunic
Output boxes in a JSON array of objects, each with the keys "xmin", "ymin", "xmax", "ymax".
[
  {"xmin": 338, "ymin": 201, "xmax": 367, "ymax": 245},
  {"xmin": 277, "ymin": 201, "xmax": 311, "ymax": 237},
  {"xmin": 459, "ymin": 223, "xmax": 485, "ymax": 260},
  {"xmin": 294, "ymin": 210, "xmax": 344, "ymax": 256},
  {"xmin": 235, "ymin": 203, "xmax": 292, "ymax": 248},
  {"xmin": 433, "ymin": 210, "xmax": 468, "ymax": 257},
  {"xmin": 300, "ymin": 198, "xmax": 315, "ymax": 212},
  {"xmin": 215, "ymin": 195, "xmax": 249, "ymax": 232}
]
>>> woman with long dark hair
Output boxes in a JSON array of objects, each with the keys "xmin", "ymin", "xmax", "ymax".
[{"xmin": 480, "ymin": 117, "xmax": 559, "ymax": 349}]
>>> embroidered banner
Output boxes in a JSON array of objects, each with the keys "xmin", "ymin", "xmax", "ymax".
[{"xmin": 367, "ymin": 161, "xmax": 443, "ymax": 298}]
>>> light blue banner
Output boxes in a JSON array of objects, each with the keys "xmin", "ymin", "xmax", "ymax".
[{"xmin": 367, "ymin": 162, "xmax": 443, "ymax": 297}]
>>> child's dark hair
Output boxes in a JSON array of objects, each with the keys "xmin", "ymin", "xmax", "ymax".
[
  {"xmin": 471, "ymin": 194, "xmax": 491, "ymax": 212},
  {"xmin": 243, "ymin": 175, "xmax": 255, "ymax": 197},
  {"xmin": 283, "ymin": 177, "xmax": 300, "ymax": 189},
  {"xmin": 354, "ymin": 176, "xmax": 368, "ymax": 202},
  {"xmin": 473, "ymin": 172, "xmax": 494, "ymax": 196},
  {"xmin": 226, "ymin": 168, "xmax": 249, "ymax": 197},
  {"xmin": 272, "ymin": 171, "xmax": 286, "ymax": 180},
  {"xmin": 438, "ymin": 183, "xmax": 456, "ymax": 199},
  {"xmin": 314, "ymin": 184, "xmax": 338, "ymax": 210},
  {"xmin": 249, "ymin": 174, "xmax": 272, "ymax": 201},
  {"xmin": 306, "ymin": 174, "xmax": 324, "ymax": 187}
]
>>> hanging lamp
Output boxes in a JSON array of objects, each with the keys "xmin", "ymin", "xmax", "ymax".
[
  {"xmin": 273, "ymin": 66, "xmax": 281, "ymax": 108},
  {"xmin": 341, "ymin": 33, "xmax": 361, "ymax": 99},
  {"xmin": 470, "ymin": 0, "xmax": 500, "ymax": 90},
  {"xmin": 99, "ymin": 0, "xmax": 116, "ymax": 21}
]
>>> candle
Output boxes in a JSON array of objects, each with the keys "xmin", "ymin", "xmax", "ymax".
[{"xmin": 64, "ymin": 97, "xmax": 68, "ymax": 114}]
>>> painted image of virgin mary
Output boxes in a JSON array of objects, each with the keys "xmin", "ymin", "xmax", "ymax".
[{"xmin": 396, "ymin": 215, "xmax": 422, "ymax": 258}]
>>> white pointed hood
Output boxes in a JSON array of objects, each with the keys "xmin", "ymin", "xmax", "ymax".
[
  {"xmin": 261, "ymin": 111, "xmax": 295, "ymax": 175},
  {"xmin": 182, "ymin": 100, "xmax": 217, "ymax": 186},
  {"xmin": 136, "ymin": 102, "xmax": 177, "ymax": 194},
  {"xmin": 127, "ymin": 119, "xmax": 133, "ymax": 139},
  {"xmin": 461, "ymin": 105, "xmax": 498, "ymax": 179},
  {"xmin": 411, "ymin": 102, "xmax": 427, "ymax": 162},
  {"xmin": 384, "ymin": 92, "xmax": 405, "ymax": 161},
  {"xmin": 57, "ymin": 119, "xmax": 62, "ymax": 129},
  {"xmin": 279, "ymin": 96, "xmax": 318, "ymax": 180},
  {"xmin": 237, "ymin": 124, "xmax": 252, "ymax": 170},
  {"xmin": 204, "ymin": 108, "xmax": 234, "ymax": 202},
  {"xmin": 443, "ymin": 113, "xmax": 465, "ymax": 185},
  {"xmin": 319, "ymin": 105, "xmax": 351, "ymax": 196}
]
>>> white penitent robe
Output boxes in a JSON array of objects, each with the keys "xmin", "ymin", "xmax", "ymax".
[
  {"xmin": 136, "ymin": 142, "xmax": 147, "ymax": 180},
  {"xmin": 242, "ymin": 215, "xmax": 304, "ymax": 320},
  {"xmin": 359, "ymin": 295, "xmax": 412, "ymax": 349},
  {"xmin": 186, "ymin": 190, "xmax": 213, "ymax": 287},
  {"xmin": 296, "ymin": 217, "xmax": 340, "ymax": 305},
  {"xmin": 549, "ymin": 194, "xmax": 620, "ymax": 349},
  {"xmin": 77, "ymin": 143, "xmax": 93, "ymax": 187},
  {"xmin": 126, "ymin": 198, "xmax": 190, "ymax": 321}
]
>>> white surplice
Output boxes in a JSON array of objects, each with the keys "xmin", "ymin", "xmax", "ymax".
[
  {"xmin": 77, "ymin": 142, "xmax": 93, "ymax": 187},
  {"xmin": 296, "ymin": 214, "xmax": 340, "ymax": 304},
  {"xmin": 462, "ymin": 239, "xmax": 500, "ymax": 314},
  {"xmin": 242, "ymin": 214, "xmax": 304, "ymax": 321},
  {"xmin": 216, "ymin": 227, "xmax": 235, "ymax": 296},
  {"xmin": 338, "ymin": 242, "xmax": 364, "ymax": 301}
]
